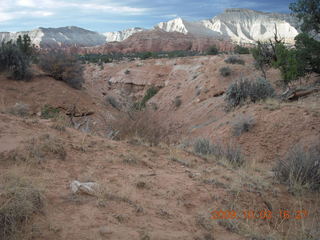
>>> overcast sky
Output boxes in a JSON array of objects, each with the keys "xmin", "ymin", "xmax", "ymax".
[{"xmin": 0, "ymin": 0, "xmax": 294, "ymax": 33}]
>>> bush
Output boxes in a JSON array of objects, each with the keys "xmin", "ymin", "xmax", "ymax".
[
  {"xmin": 193, "ymin": 138, "xmax": 217, "ymax": 156},
  {"xmin": 234, "ymin": 45, "xmax": 250, "ymax": 54},
  {"xmin": 134, "ymin": 86, "xmax": 159, "ymax": 110},
  {"xmin": 0, "ymin": 41, "xmax": 32, "ymax": 80},
  {"xmin": 272, "ymin": 42, "xmax": 305, "ymax": 85},
  {"xmin": 274, "ymin": 143, "xmax": 320, "ymax": 191},
  {"xmin": 174, "ymin": 96, "xmax": 182, "ymax": 108},
  {"xmin": 225, "ymin": 77, "xmax": 275, "ymax": 108},
  {"xmin": 0, "ymin": 174, "xmax": 43, "ymax": 239},
  {"xmin": 224, "ymin": 56, "xmax": 245, "ymax": 65},
  {"xmin": 39, "ymin": 51, "xmax": 84, "ymax": 89},
  {"xmin": 108, "ymin": 109, "xmax": 167, "ymax": 146},
  {"xmin": 219, "ymin": 67, "xmax": 231, "ymax": 77},
  {"xmin": 232, "ymin": 114, "xmax": 255, "ymax": 136},
  {"xmin": 251, "ymin": 41, "xmax": 275, "ymax": 78},
  {"xmin": 295, "ymin": 33, "xmax": 320, "ymax": 75},
  {"xmin": 40, "ymin": 104, "xmax": 60, "ymax": 119},
  {"xmin": 193, "ymin": 138, "xmax": 244, "ymax": 167},
  {"xmin": 207, "ymin": 45, "xmax": 219, "ymax": 55},
  {"xmin": 8, "ymin": 103, "xmax": 30, "ymax": 117},
  {"xmin": 223, "ymin": 143, "xmax": 245, "ymax": 167}
]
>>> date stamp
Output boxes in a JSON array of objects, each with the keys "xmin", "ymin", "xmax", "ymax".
[{"xmin": 210, "ymin": 210, "xmax": 309, "ymax": 220}]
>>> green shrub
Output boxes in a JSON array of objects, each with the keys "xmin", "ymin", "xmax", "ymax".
[
  {"xmin": 134, "ymin": 86, "xmax": 159, "ymax": 110},
  {"xmin": 39, "ymin": 51, "xmax": 84, "ymax": 89},
  {"xmin": 0, "ymin": 41, "xmax": 32, "ymax": 80},
  {"xmin": 251, "ymin": 41, "xmax": 275, "ymax": 78},
  {"xmin": 207, "ymin": 45, "xmax": 219, "ymax": 55},
  {"xmin": 219, "ymin": 66, "xmax": 231, "ymax": 77},
  {"xmin": 41, "ymin": 104, "xmax": 60, "ymax": 119},
  {"xmin": 225, "ymin": 77, "xmax": 275, "ymax": 108},
  {"xmin": 274, "ymin": 143, "xmax": 320, "ymax": 191},
  {"xmin": 295, "ymin": 33, "xmax": 320, "ymax": 75},
  {"xmin": 224, "ymin": 56, "xmax": 245, "ymax": 65},
  {"xmin": 272, "ymin": 42, "xmax": 305, "ymax": 85},
  {"xmin": 234, "ymin": 45, "xmax": 250, "ymax": 54}
]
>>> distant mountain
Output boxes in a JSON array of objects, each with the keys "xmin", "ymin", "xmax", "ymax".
[
  {"xmin": 0, "ymin": 9, "xmax": 301, "ymax": 48},
  {"xmin": 81, "ymin": 29, "xmax": 234, "ymax": 54},
  {"xmin": 0, "ymin": 26, "xmax": 106, "ymax": 48},
  {"xmin": 156, "ymin": 9, "xmax": 299, "ymax": 44},
  {"xmin": 104, "ymin": 27, "xmax": 145, "ymax": 42}
]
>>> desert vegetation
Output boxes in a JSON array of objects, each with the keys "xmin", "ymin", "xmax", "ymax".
[
  {"xmin": 225, "ymin": 77, "xmax": 275, "ymax": 108},
  {"xmin": 39, "ymin": 50, "xmax": 84, "ymax": 89},
  {"xmin": 219, "ymin": 66, "xmax": 231, "ymax": 77},
  {"xmin": 274, "ymin": 142, "xmax": 320, "ymax": 192},
  {"xmin": 0, "ymin": 0, "xmax": 319, "ymax": 239},
  {"xmin": 0, "ymin": 36, "xmax": 34, "ymax": 80},
  {"xmin": 224, "ymin": 55, "xmax": 245, "ymax": 65}
]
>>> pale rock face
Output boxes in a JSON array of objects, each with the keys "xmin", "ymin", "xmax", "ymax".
[
  {"xmin": 156, "ymin": 8, "xmax": 300, "ymax": 44},
  {"xmin": 0, "ymin": 26, "xmax": 106, "ymax": 48},
  {"xmin": 0, "ymin": 9, "xmax": 302, "ymax": 47},
  {"xmin": 104, "ymin": 27, "xmax": 145, "ymax": 42},
  {"xmin": 156, "ymin": 18, "xmax": 223, "ymax": 38}
]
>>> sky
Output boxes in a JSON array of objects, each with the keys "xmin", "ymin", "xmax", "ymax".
[{"xmin": 0, "ymin": 0, "xmax": 294, "ymax": 33}]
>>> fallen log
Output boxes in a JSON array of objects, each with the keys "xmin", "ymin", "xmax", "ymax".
[{"xmin": 283, "ymin": 87, "xmax": 319, "ymax": 101}]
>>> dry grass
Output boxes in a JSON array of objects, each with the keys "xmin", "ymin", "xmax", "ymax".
[
  {"xmin": 4, "ymin": 134, "xmax": 66, "ymax": 164},
  {"xmin": 232, "ymin": 114, "xmax": 255, "ymax": 136},
  {"xmin": 0, "ymin": 172, "xmax": 44, "ymax": 240},
  {"xmin": 274, "ymin": 143, "xmax": 320, "ymax": 192},
  {"xmin": 109, "ymin": 109, "xmax": 168, "ymax": 146}
]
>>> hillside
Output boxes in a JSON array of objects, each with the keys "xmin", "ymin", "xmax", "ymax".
[{"xmin": 0, "ymin": 52, "xmax": 319, "ymax": 240}]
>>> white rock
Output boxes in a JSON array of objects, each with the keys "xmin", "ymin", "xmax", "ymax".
[
  {"xmin": 70, "ymin": 180, "xmax": 99, "ymax": 196},
  {"xmin": 156, "ymin": 8, "xmax": 300, "ymax": 44},
  {"xmin": 103, "ymin": 27, "xmax": 145, "ymax": 42}
]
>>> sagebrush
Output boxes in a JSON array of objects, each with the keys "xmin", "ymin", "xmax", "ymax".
[
  {"xmin": 274, "ymin": 143, "xmax": 320, "ymax": 191},
  {"xmin": 225, "ymin": 77, "xmax": 275, "ymax": 108},
  {"xmin": 219, "ymin": 66, "xmax": 231, "ymax": 77}
]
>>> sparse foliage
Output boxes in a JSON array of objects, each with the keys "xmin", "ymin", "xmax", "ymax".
[
  {"xmin": 225, "ymin": 77, "xmax": 275, "ymax": 108},
  {"xmin": 40, "ymin": 104, "xmax": 60, "ymax": 119},
  {"xmin": 39, "ymin": 50, "xmax": 84, "ymax": 89},
  {"xmin": 232, "ymin": 114, "xmax": 255, "ymax": 136},
  {"xmin": 224, "ymin": 56, "xmax": 245, "ymax": 65},
  {"xmin": 290, "ymin": 0, "xmax": 320, "ymax": 34},
  {"xmin": 207, "ymin": 45, "xmax": 219, "ymax": 55},
  {"xmin": 274, "ymin": 143, "xmax": 320, "ymax": 191},
  {"xmin": 193, "ymin": 138, "xmax": 245, "ymax": 167},
  {"xmin": 0, "ymin": 174, "xmax": 43, "ymax": 240},
  {"xmin": 133, "ymin": 86, "xmax": 159, "ymax": 110},
  {"xmin": 251, "ymin": 41, "xmax": 275, "ymax": 78},
  {"xmin": 234, "ymin": 45, "xmax": 250, "ymax": 54},
  {"xmin": 219, "ymin": 66, "xmax": 232, "ymax": 77}
]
